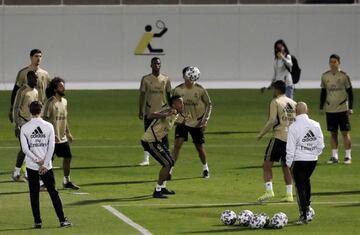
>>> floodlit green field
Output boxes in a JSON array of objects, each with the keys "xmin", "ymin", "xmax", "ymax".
[{"xmin": 0, "ymin": 89, "xmax": 359, "ymax": 235}]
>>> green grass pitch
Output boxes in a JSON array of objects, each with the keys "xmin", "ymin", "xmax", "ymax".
[{"xmin": 0, "ymin": 89, "xmax": 359, "ymax": 235}]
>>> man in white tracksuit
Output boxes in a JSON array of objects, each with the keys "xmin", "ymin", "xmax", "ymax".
[
  {"xmin": 286, "ymin": 102, "xmax": 325, "ymax": 225},
  {"xmin": 20, "ymin": 101, "xmax": 72, "ymax": 229}
]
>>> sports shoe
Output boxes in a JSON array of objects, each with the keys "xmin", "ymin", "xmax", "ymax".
[
  {"xmin": 161, "ymin": 188, "xmax": 176, "ymax": 195},
  {"xmin": 40, "ymin": 185, "xmax": 47, "ymax": 192},
  {"xmin": 63, "ymin": 182, "xmax": 80, "ymax": 190},
  {"xmin": 294, "ymin": 215, "xmax": 308, "ymax": 225},
  {"xmin": 153, "ymin": 190, "xmax": 168, "ymax": 199},
  {"xmin": 139, "ymin": 161, "xmax": 150, "ymax": 166},
  {"xmin": 344, "ymin": 157, "xmax": 352, "ymax": 165},
  {"xmin": 34, "ymin": 222, "xmax": 42, "ymax": 229},
  {"xmin": 203, "ymin": 170, "xmax": 210, "ymax": 179},
  {"xmin": 12, "ymin": 174, "xmax": 22, "ymax": 182},
  {"xmin": 257, "ymin": 190, "xmax": 275, "ymax": 202},
  {"xmin": 327, "ymin": 157, "xmax": 339, "ymax": 164},
  {"xmin": 60, "ymin": 218, "xmax": 72, "ymax": 228},
  {"xmin": 280, "ymin": 193, "xmax": 294, "ymax": 202}
]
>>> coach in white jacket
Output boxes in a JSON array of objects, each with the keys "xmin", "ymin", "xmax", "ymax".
[
  {"xmin": 286, "ymin": 102, "xmax": 325, "ymax": 225},
  {"xmin": 20, "ymin": 101, "xmax": 71, "ymax": 229}
]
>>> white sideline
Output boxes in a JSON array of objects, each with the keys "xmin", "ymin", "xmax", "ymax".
[{"xmin": 102, "ymin": 205, "xmax": 153, "ymax": 235}]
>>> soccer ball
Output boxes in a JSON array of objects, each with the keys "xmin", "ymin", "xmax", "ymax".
[
  {"xmin": 237, "ymin": 210, "xmax": 254, "ymax": 226},
  {"xmin": 306, "ymin": 207, "xmax": 315, "ymax": 222},
  {"xmin": 258, "ymin": 212, "xmax": 270, "ymax": 227},
  {"xmin": 270, "ymin": 212, "xmax": 288, "ymax": 229},
  {"xmin": 249, "ymin": 214, "xmax": 267, "ymax": 229},
  {"xmin": 184, "ymin": 66, "xmax": 200, "ymax": 82},
  {"xmin": 220, "ymin": 210, "xmax": 237, "ymax": 225}
]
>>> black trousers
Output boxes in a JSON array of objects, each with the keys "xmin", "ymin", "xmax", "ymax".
[
  {"xmin": 292, "ymin": 161, "xmax": 317, "ymax": 218},
  {"xmin": 27, "ymin": 168, "xmax": 65, "ymax": 224}
]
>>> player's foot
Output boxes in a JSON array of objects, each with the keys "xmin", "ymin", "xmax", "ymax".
[
  {"xmin": 40, "ymin": 185, "xmax": 47, "ymax": 192},
  {"xmin": 280, "ymin": 193, "xmax": 294, "ymax": 202},
  {"xmin": 327, "ymin": 157, "xmax": 339, "ymax": 164},
  {"xmin": 153, "ymin": 190, "xmax": 168, "ymax": 199},
  {"xmin": 344, "ymin": 157, "xmax": 352, "ymax": 165},
  {"xmin": 12, "ymin": 174, "xmax": 23, "ymax": 182},
  {"xmin": 60, "ymin": 218, "xmax": 72, "ymax": 228},
  {"xmin": 63, "ymin": 182, "xmax": 80, "ymax": 190},
  {"xmin": 257, "ymin": 190, "xmax": 275, "ymax": 202},
  {"xmin": 139, "ymin": 161, "xmax": 150, "ymax": 166},
  {"xmin": 161, "ymin": 188, "xmax": 176, "ymax": 195},
  {"xmin": 294, "ymin": 215, "xmax": 308, "ymax": 225},
  {"xmin": 34, "ymin": 222, "xmax": 42, "ymax": 229},
  {"xmin": 203, "ymin": 170, "xmax": 210, "ymax": 179}
]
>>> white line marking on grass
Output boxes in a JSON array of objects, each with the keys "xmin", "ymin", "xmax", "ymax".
[
  {"xmin": 102, "ymin": 205, "xmax": 152, "ymax": 235},
  {"xmin": 108, "ymin": 201, "xmax": 360, "ymax": 208},
  {"xmin": 72, "ymin": 192, "xmax": 90, "ymax": 195}
]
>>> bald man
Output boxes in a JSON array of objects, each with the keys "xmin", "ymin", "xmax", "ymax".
[{"xmin": 286, "ymin": 102, "xmax": 325, "ymax": 225}]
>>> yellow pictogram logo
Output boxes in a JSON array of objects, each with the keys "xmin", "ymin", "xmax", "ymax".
[{"xmin": 135, "ymin": 20, "xmax": 168, "ymax": 55}]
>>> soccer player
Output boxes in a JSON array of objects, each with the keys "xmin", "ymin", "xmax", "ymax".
[
  {"xmin": 9, "ymin": 49, "xmax": 50, "ymax": 122},
  {"xmin": 20, "ymin": 101, "xmax": 72, "ymax": 229},
  {"xmin": 172, "ymin": 66, "xmax": 212, "ymax": 178},
  {"xmin": 256, "ymin": 80, "xmax": 296, "ymax": 203},
  {"xmin": 320, "ymin": 54, "xmax": 353, "ymax": 165},
  {"xmin": 138, "ymin": 57, "xmax": 172, "ymax": 166},
  {"xmin": 286, "ymin": 102, "xmax": 324, "ymax": 225},
  {"xmin": 141, "ymin": 96, "xmax": 184, "ymax": 199},
  {"xmin": 43, "ymin": 77, "xmax": 79, "ymax": 190},
  {"xmin": 12, "ymin": 71, "xmax": 39, "ymax": 181}
]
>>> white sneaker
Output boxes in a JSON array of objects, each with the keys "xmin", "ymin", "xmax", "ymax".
[
  {"xmin": 139, "ymin": 161, "xmax": 150, "ymax": 166},
  {"xmin": 344, "ymin": 157, "xmax": 352, "ymax": 165}
]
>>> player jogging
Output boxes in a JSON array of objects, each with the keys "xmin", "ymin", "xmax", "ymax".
[
  {"xmin": 141, "ymin": 96, "xmax": 184, "ymax": 199},
  {"xmin": 172, "ymin": 66, "xmax": 212, "ymax": 178},
  {"xmin": 320, "ymin": 54, "xmax": 353, "ymax": 165},
  {"xmin": 256, "ymin": 80, "xmax": 296, "ymax": 203},
  {"xmin": 138, "ymin": 57, "xmax": 172, "ymax": 166},
  {"xmin": 43, "ymin": 77, "xmax": 79, "ymax": 190}
]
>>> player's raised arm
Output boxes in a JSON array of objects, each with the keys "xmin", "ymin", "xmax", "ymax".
[{"xmin": 148, "ymin": 108, "xmax": 176, "ymax": 119}]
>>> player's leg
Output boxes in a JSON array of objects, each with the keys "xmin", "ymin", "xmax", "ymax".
[
  {"xmin": 305, "ymin": 161, "xmax": 317, "ymax": 210},
  {"xmin": 140, "ymin": 117, "xmax": 153, "ymax": 166},
  {"xmin": 280, "ymin": 141, "xmax": 293, "ymax": 202},
  {"xmin": 170, "ymin": 125, "xmax": 188, "ymax": 178},
  {"xmin": 340, "ymin": 112, "xmax": 352, "ymax": 164},
  {"xmin": 57, "ymin": 143, "xmax": 79, "ymax": 190},
  {"xmin": 285, "ymin": 85, "xmax": 294, "ymax": 99},
  {"xmin": 26, "ymin": 168, "xmax": 42, "ymax": 228},
  {"xmin": 13, "ymin": 150, "xmax": 26, "ymax": 182},
  {"xmin": 326, "ymin": 113, "xmax": 339, "ymax": 164},
  {"xmin": 190, "ymin": 127, "xmax": 209, "ymax": 178},
  {"xmin": 258, "ymin": 138, "xmax": 277, "ymax": 202},
  {"xmin": 292, "ymin": 162, "xmax": 309, "ymax": 225}
]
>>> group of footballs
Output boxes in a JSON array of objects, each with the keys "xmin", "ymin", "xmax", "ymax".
[{"xmin": 220, "ymin": 207, "xmax": 315, "ymax": 229}]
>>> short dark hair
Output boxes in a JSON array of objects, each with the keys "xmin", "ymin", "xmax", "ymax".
[
  {"xmin": 272, "ymin": 80, "xmax": 286, "ymax": 94},
  {"xmin": 27, "ymin": 70, "xmax": 38, "ymax": 79},
  {"xmin": 30, "ymin": 101, "xmax": 42, "ymax": 115},
  {"xmin": 46, "ymin": 77, "xmax": 65, "ymax": 98},
  {"xmin": 182, "ymin": 66, "xmax": 190, "ymax": 75},
  {"xmin": 30, "ymin": 49, "xmax": 42, "ymax": 57},
  {"xmin": 329, "ymin": 54, "xmax": 340, "ymax": 62},
  {"xmin": 170, "ymin": 95, "xmax": 182, "ymax": 106},
  {"xmin": 151, "ymin": 57, "xmax": 161, "ymax": 64}
]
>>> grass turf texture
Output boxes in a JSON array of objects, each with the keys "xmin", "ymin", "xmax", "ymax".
[{"xmin": 0, "ymin": 89, "xmax": 359, "ymax": 235}]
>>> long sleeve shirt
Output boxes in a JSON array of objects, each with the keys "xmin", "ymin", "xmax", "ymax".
[
  {"xmin": 272, "ymin": 54, "xmax": 293, "ymax": 87},
  {"xmin": 20, "ymin": 117, "xmax": 55, "ymax": 171},
  {"xmin": 286, "ymin": 114, "xmax": 325, "ymax": 168}
]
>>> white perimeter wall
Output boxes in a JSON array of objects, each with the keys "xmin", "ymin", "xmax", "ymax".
[{"xmin": 0, "ymin": 5, "xmax": 359, "ymax": 89}]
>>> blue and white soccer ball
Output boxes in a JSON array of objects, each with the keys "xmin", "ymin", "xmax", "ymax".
[
  {"xmin": 237, "ymin": 210, "xmax": 254, "ymax": 226},
  {"xmin": 306, "ymin": 207, "xmax": 315, "ymax": 222},
  {"xmin": 249, "ymin": 214, "xmax": 267, "ymax": 229},
  {"xmin": 220, "ymin": 210, "xmax": 237, "ymax": 225},
  {"xmin": 270, "ymin": 212, "xmax": 288, "ymax": 229},
  {"xmin": 184, "ymin": 66, "xmax": 200, "ymax": 82}
]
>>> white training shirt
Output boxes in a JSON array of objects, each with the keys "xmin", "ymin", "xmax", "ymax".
[
  {"xmin": 272, "ymin": 54, "xmax": 293, "ymax": 87},
  {"xmin": 286, "ymin": 114, "xmax": 325, "ymax": 168},
  {"xmin": 20, "ymin": 117, "xmax": 55, "ymax": 171}
]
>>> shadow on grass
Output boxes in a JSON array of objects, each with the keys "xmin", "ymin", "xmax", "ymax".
[
  {"xmin": 183, "ymin": 223, "xmax": 298, "ymax": 233},
  {"xmin": 206, "ymin": 131, "xmax": 258, "ymax": 135},
  {"xmin": 160, "ymin": 202, "xmax": 261, "ymax": 210},
  {"xmin": 233, "ymin": 165, "xmax": 281, "ymax": 170},
  {"xmin": 0, "ymin": 180, "xmax": 15, "ymax": 184},
  {"xmin": 0, "ymin": 226, "xmax": 58, "ymax": 232},
  {"xmin": 0, "ymin": 191, "xmax": 28, "ymax": 196},
  {"xmin": 69, "ymin": 195, "xmax": 153, "ymax": 206},
  {"xmin": 70, "ymin": 164, "xmax": 143, "ymax": 170},
  {"xmin": 0, "ymin": 171, "xmax": 12, "ymax": 176},
  {"xmin": 80, "ymin": 176, "xmax": 201, "ymax": 187},
  {"xmin": 313, "ymin": 190, "xmax": 360, "ymax": 196},
  {"xmin": 334, "ymin": 203, "xmax": 360, "ymax": 207}
]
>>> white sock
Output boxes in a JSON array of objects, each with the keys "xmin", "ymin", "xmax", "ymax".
[
  {"xmin": 40, "ymin": 180, "xmax": 44, "ymax": 186},
  {"xmin": 332, "ymin": 149, "xmax": 338, "ymax": 159},
  {"xmin": 265, "ymin": 182, "xmax": 273, "ymax": 191},
  {"xmin": 203, "ymin": 163, "xmax": 209, "ymax": 171},
  {"xmin": 161, "ymin": 181, "xmax": 167, "ymax": 188},
  {"xmin": 169, "ymin": 167, "xmax": 174, "ymax": 175},
  {"xmin": 14, "ymin": 167, "xmax": 21, "ymax": 176},
  {"xmin": 286, "ymin": 185, "xmax": 293, "ymax": 194},
  {"xmin": 144, "ymin": 151, "xmax": 150, "ymax": 162},
  {"xmin": 155, "ymin": 184, "xmax": 162, "ymax": 192},
  {"xmin": 25, "ymin": 171, "xmax": 28, "ymax": 178},
  {"xmin": 64, "ymin": 176, "xmax": 70, "ymax": 184},
  {"xmin": 345, "ymin": 149, "xmax": 351, "ymax": 159}
]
